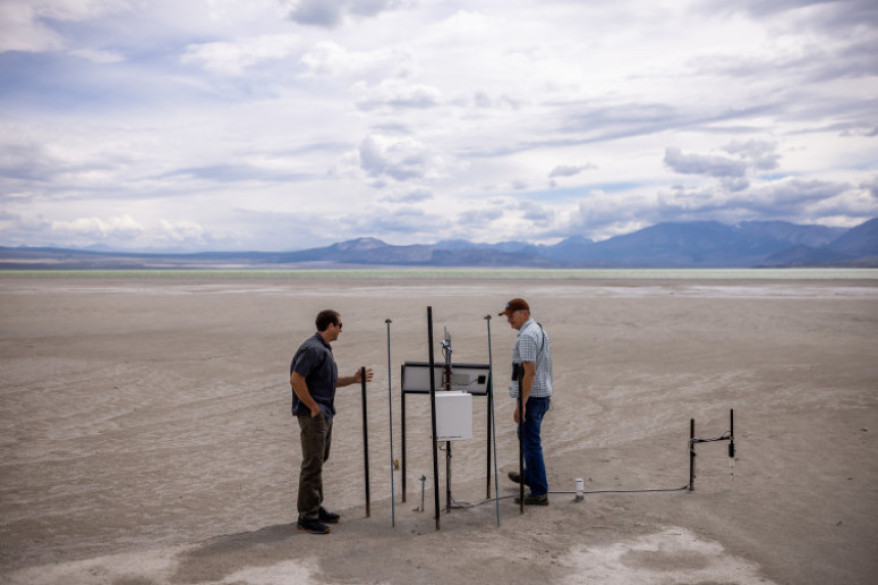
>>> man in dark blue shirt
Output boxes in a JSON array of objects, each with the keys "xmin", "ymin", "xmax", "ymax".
[{"xmin": 289, "ymin": 309, "xmax": 373, "ymax": 534}]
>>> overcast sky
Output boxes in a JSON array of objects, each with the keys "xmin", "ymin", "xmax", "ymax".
[{"xmin": 1, "ymin": 0, "xmax": 876, "ymax": 251}]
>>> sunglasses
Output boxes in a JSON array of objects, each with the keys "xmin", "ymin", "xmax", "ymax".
[{"xmin": 335, "ymin": 322, "xmax": 343, "ymax": 330}]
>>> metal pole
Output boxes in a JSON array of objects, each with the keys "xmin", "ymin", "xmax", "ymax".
[
  {"xmin": 400, "ymin": 364, "xmax": 407, "ymax": 503},
  {"xmin": 485, "ymin": 317, "xmax": 492, "ymax": 500},
  {"xmin": 518, "ymin": 364, "xmax": 524, "ymax": 514},
  {"xmin": 729, "ymin": 409, "xmax": 736, "ymax": 459},
  {"xmin": 385, "ymin": 319, "xmax": 395, "ymax": 527},
  {"xmin": 485, "ymin": 314, "xmax": 501, "ymax": 527},
  {"xmin": 361, "ymin": 366, "xmax": 371, "ymax": 516},
  {"xmin": 688, "ymin": 418, "xmax": 695, "ymax": 491},
  {"xmin": 442, "ymin": 330, "xmax": 452, "ymax": 514},
  {"xmin": 427, "ymin": 307, "xmax": 441, "ymax": 530}
]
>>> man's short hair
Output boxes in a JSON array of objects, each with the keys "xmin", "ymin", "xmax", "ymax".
[{"xmin": 315, "ymin": 310, "xmax": 341, "ymax": 332}]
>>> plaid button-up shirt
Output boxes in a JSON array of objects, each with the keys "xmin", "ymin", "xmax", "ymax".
[{"xmin": 510, "ymin": 319, "xmax": 553, "ymax": 398}]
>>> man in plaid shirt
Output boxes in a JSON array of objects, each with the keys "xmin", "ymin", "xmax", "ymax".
[{"xmin": 500, "ymin": 298, "xmax": 553, "ymax": 505}]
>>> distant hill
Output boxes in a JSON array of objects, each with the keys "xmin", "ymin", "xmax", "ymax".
[
  {"xmin": 2, "ymin": 218, "xmax": 876, "ymax": 269},
  {"xmin": 566, "ymin": 220, "xmax": 850, "ymax": 267}
]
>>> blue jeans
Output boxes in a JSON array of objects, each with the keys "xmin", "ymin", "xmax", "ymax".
[{"xmin": 518, "ymin": 396, "xmax": 550, "ymax": 496}]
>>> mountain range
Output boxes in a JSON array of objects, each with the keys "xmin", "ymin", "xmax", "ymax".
[{"xmin": 2, "ymin": 218, "xmax": 877, "ymax": 269}]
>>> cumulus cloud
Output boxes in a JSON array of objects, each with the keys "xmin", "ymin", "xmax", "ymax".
[
  {"xmin": 351, "ymin": 205, "xmax": 449, "ymax": 238},
  {"xmin": 655, "ymin": 177, "xmax": 853, "ymax": 222},
  {"xmin": 548, "ymin": 164, "xmax": 597, "ymax": 179},
  {"xmin": 705, "ymin": 0, "xmax": 878, "ymax": 28},
  {"xmin": 455, "ymin": 207, "xmax": 504, "ymax": 230},
  {"xmin": 281, "ymin": 0, "xmax": 408, "ymax": 28},
  {"xmin": 181, "ymin": 35, "xmax": 301, "ymax": 76},
  {"xmin": 706, "ymin": 0, "xmax": 832, "ymax": 17},
  {"xmin": 744, "ymin": 178, "xmax": 849, "ymax": 213},
  {"xmin": 0, "ymin": 143, "xmax": 59, "ymax": 181},
  {"xmin": 0, "ymin": 0, "xmax": 129, "ymax": 53},
  {"xmin": 562, "ymin": 173, "xmax": 863, "ymax": 242},
  {"xmin": 382, "ymin": 187, "xmax": 433, "ymax": 203},
  {"xmin": 300, "ymin": 41, "xmax": 413, "ymax": 79},
  {"xmin": 159, "ymin": 219, "xmax": 204, "ymax": 243},
  {"xmin": 358, "ymin": 135, "xmax": 445, "ymax": 182},
  {"xmin": 0, "ymin": 0, "xmax": 874, "ymax": 251},
  {"xmin": 472, "ymin": 91, "xmax": 521, "ymax": 110},
  {"xmin": 162, "ymin": 164, "xmax": 311, "ymax": 183},
  {"xmin": 723, "ymin": 139, "xmax": 780, "ymax": 171},
  {"xmin": 664, "ymin": 147, "xmax": 748, "ymax": 179},
  {"xmin": 68, "ymin": 48, "xmax": 125, "ymax": 64},
  {"xmin": 51, "ymin": 214, "xmax": 144, "ymax": 240},
  {"xmin": 355, "ymin": 79, "xmax": 442, "ymax": 111},
  {"xmin": 664, "ymin": 141, "xmax": 784, "ymax": 194},
  {"xmin": 518, "ymin": 200, "xmax": 554, "ymax": 225},
  {"xmin": 721, "ymin": 177, "xmax": 751, "ymax": 193},
  {"xmin": 43, "ymin": 215, "xmax": 210, "ymax": 248}
]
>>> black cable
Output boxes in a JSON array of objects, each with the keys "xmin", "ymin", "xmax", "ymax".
[
  {"xmin": 553, "ymin": 485, "xmax": 689, "ymax": 495},
  {"xmin": 690, "ymin": 431, "xmax": 732, "ymax": 445},
  {"xmin": 443, "ymin": 431, "xmax": 732, "ymax": 508}
]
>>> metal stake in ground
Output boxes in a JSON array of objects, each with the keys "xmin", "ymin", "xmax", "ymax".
[
  {"xmin": 518, "ymin": 363, "xmax": 524, "ymax": 514},
  {"xmin": 688, "ymin": 418, "xmax": 695, "ymax": 491},
  {"xmin": 485, "ymin": 314, "xmax": 501, "ymax": 527},
  {"xmin": 385, "ymin": 318, "xmax": 396, "ymax": 527},
  {"xmin": 361, "ymin": 366, "xmax": 371, "ymax": 517},
  {"xmin": 426, "ymin": 306, "xmax": 441, "ymax": 530}
]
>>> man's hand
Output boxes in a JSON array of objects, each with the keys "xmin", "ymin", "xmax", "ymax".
[
  {"xmin": 355, "ymin": 368, "xmax": 374, "ymax": 383},
  {"xmin": 513, "ymin": 404, "xmax": 526, "ymax": 423}
]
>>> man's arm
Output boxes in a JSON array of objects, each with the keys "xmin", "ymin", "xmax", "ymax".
[
  {"xmin": 513, "ymin": 361, "xmax": 536, "ymax": 423},
  {"xmin": 290, "ymin": 371, "xmax": 321, "ymax": 418},
  {"xmin": 338, "ymin": 368, "xmax": 374, "ymax": 387}
]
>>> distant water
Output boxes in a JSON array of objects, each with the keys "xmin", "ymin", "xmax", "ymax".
[{"xmin": 1, "ymin": 268, "xmax": 877, "ymax": 280}]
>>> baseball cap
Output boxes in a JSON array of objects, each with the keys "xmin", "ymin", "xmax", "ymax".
[{"xmin": 499, "ymin": 298, "xmax": 530, "ymax": 316}]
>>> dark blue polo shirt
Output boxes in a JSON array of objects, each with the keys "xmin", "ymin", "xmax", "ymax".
[{"xmin": 289, "ymin": 333, "xmax": 339, "ymax": 420}]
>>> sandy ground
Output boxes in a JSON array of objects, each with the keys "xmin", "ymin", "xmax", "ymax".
[{"xmin": 0, "ymin": 274, "xmax": 876, "ymax": 585}]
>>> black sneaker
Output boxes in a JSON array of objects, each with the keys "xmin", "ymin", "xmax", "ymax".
[
  {"xmin": 319, "ymin": 507, "xmax": 340, "ymax": 524},
  {"xmin": 297, "ymin": 518, "xmax": 331, "ymax": 535},
  {"xmin": 515, "ymin": 493, "xmax": 549, "ymax": 506}
]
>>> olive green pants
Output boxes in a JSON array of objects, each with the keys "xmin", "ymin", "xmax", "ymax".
[{"xmin": 296, "ymin": 413, "xmax": 333, "ymax": 521}]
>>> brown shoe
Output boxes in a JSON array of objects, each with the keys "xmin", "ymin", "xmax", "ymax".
[
  {"xmin": 508, "ymin": 471, "xmax": 530, "ymax": 486},
  {"xmin": 514, "ymin": 493, "xmax": 549, "ymax": 506}
]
